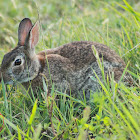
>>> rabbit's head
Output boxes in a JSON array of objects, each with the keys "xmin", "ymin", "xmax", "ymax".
[{"xmin": 0, "ymin": 18, "xmax": 40, "ymax": 84}]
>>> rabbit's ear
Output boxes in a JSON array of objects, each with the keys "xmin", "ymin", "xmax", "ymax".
[
  {"xmin": 18, "ymin": 18, "xmax": 32, "ymax": 46},
  {"xmin": 28, "ymin": 21, "xmax": 39, "ymax": 49}
]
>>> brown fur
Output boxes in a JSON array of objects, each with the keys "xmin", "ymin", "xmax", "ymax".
[{"xmin": 22, "ymin": 41, "xmax": 126, "ymax": 99}]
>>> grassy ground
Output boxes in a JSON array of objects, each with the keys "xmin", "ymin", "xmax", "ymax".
[{"xmin": 0, "ymin": 0, "xmax": 140, "ymax": 139}]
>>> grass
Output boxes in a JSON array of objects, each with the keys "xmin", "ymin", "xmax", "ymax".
[{"xmin": 0, "ymin": 0, "xmax": 140, "ymax": 139}]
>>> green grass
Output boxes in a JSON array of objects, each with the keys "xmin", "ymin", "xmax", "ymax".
[{"xmin": 0, "ymin": 0, "xmax": 140, "ymax": 139}]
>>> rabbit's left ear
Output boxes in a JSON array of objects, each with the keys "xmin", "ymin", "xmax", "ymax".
[
  {"xmin": 28, "ymin": 21, "xmax": 39, "ymax": 49},
  {"xmin": 18, "ymin": 18, "xmax": 33, "ymax": 46}
]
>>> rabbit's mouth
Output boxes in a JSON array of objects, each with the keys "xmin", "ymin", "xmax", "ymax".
[{"xmin": 17, "ymin": 74, "xmax": 38, "ymax": 83}]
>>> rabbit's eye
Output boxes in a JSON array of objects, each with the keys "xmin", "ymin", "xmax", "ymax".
[{"xmin": 14, "ymin": 59, "xmax": 22, "ymax": 66}]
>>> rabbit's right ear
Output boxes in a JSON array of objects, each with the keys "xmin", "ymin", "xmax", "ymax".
[
  {"xmin": 28, "ymin": 21, "xmax": 39, "ymax": 49},
  {"xmin": 18, "ymin": 18, "xmax": 32, "ymax": 46}
]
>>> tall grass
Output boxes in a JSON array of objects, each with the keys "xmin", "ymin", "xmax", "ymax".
[{"xmin": 0, "ymin": 0, "xmax": 140, "ymax": 139}]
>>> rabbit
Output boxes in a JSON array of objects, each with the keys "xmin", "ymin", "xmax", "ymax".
[{"xmin": 0, "ymin": 18, "xmax": 127, "ymax": 99}]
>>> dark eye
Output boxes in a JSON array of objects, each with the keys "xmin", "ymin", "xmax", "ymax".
[{"xmin": 14, "ymin": 59, "xmax": 22, "ymax": 66}]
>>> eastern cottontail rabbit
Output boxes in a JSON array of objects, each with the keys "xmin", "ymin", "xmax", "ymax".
[{"xmin": 0, "ymin": 18, "xmax": 127, "ymax": 99}]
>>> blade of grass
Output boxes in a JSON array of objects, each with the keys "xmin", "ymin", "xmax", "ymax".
[
  {"xmin": 33, "ymin": 123, "xmax": 42, "ymax": 140},
  {"xmin": 122, "ymin": 25, "xmax": 133, "ymax": 48},
  {"xmin": 25, "ymin": 99, "xmax": 38, "ymax": 140},
  {"xmin": 123, "ymin": 0, "xmax": 140, "ymax": 17},
  {"xmin": 17, "ymin": 125, "xmax": 22, "ymax": 140},
  {"xmin": 81, "ymin": 17, "xmax": 88, "ymax": 41},
  {"xmin": 1, "ymin": 79, "xmax": 8, "ymax": 117}
]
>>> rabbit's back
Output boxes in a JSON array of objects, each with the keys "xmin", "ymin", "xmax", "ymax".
[{"xmin": 44, "ymin": 41, "xmax": 125, "ymax": 69}]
